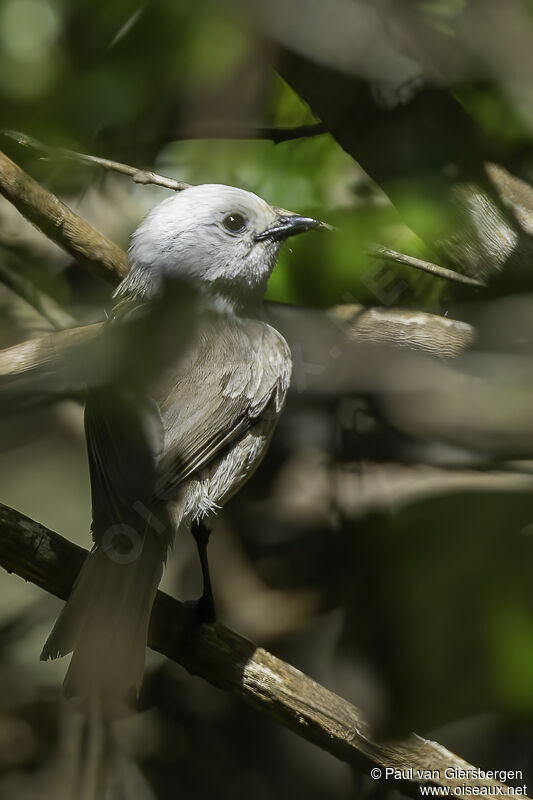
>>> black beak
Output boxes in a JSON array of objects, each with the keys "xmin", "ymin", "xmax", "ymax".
[{"xmin": 255, "ymin": 214, "xmax": 328, "ymax": 242}]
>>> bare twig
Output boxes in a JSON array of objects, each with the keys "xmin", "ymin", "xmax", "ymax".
[
  {"xmin": 4, "ymin": 130, "xmax": 192, "ymax": 193},
  {"xmin": 368, "ymin": 245, "xmax": 486, "ymax": 288},
  {"xmin": 0, "ymin": 501, "xmax": 522, "ymax": 799},
  {"xmin": 0, "ymin": 149, "xmax": 127, "ymax": 284}
]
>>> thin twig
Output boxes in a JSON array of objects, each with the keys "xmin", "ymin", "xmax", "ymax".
[
  {"xmin": 0, "ymin": 149, "xmax": 127, "ymax": 284},
  {"xmin": 368, "ymin": 245, "xmax": 486, "ymax": 288},
  {"xmin": 4, "ymin": 130, "xmax": 191, "ymax": 192},
  {"xmin": 0, "ymin": 501, "xmax": 523, "ymax": 800},
  {"xmin": 172, "ymin": 121, "xmax": 328, "ymax": 143}
]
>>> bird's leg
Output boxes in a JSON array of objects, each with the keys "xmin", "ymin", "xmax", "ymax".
[{"xmin": 190, "ymin": 519, "xmax": 216, "ymax": 623}]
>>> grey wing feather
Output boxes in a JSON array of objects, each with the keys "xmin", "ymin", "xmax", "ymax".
[
  {"xmin": 84, "ymin": 385, "xmax": 166, "ymax": 546},
  {"xmin": 153, "ymin": 315, "xmax": 291, "ymax": 501}
]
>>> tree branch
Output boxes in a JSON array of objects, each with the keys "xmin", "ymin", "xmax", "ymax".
[
  {"xmin": 0, "ymin": 149, "xmax": 127, "ymax": 284},
  {"xmin": 0, "ymin": 501, "xmax": 522, "ymax": 799}
]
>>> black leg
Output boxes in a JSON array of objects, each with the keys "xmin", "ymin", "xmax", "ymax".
[{"xmin": 190, "ymin": 519, "xmax": 216, "ymax": 623}]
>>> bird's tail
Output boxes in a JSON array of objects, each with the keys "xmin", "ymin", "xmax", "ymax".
[{"xmin": 41, "ymin": 531, "xmax": 165, "ymax": 701}]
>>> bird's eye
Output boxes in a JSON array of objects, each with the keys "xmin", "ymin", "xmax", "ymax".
[{"xmin": 223, "ymin": 213, "xmax": 247, "ymax": 233}]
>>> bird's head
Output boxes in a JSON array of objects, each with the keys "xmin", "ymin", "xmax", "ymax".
[{"xmin": 121, "ymin": 183, "xmax": 326, "ymax": 311}]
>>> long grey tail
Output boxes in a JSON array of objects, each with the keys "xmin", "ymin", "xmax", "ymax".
[{"xmin": 41, "ymin": 531, "xmax": 164, "ymax": 700}]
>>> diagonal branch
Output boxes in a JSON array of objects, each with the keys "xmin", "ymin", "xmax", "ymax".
[
  {"xmin": 0, "ymin": 149, "xmax": 127, "ymax": 284},
  {"xmin": 367, "ymin": 245, "xmax": 486, "ymax": 288},
  {"xmin": 0, "ymin": 501, "xmax": 522, "ymax": 800}
]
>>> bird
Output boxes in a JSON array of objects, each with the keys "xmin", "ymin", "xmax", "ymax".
[{"xmin": 41, "ymin": 183, "xmax": 325, "ymax": 702}]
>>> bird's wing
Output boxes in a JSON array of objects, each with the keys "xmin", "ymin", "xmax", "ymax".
[
  {"xmin": 44, "ymin": 386, "xmax": 169, "ymax": 694},
  {"xmin": 84, "ymin": 384, "xmax": 167, "ymax": 547},
  {"xmin": 153, "ymin": 314, "xmax": 291, "ymax": 501}
]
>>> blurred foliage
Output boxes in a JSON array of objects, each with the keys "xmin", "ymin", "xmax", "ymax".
[{"xmin": 345, "ymin": 490, "xmax": 533, "ymax": 733}]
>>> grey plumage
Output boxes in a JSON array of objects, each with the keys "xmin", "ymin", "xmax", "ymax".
[{"xmin": 41, "ymin": 183, "xmax": 323, "ymax": 700}]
